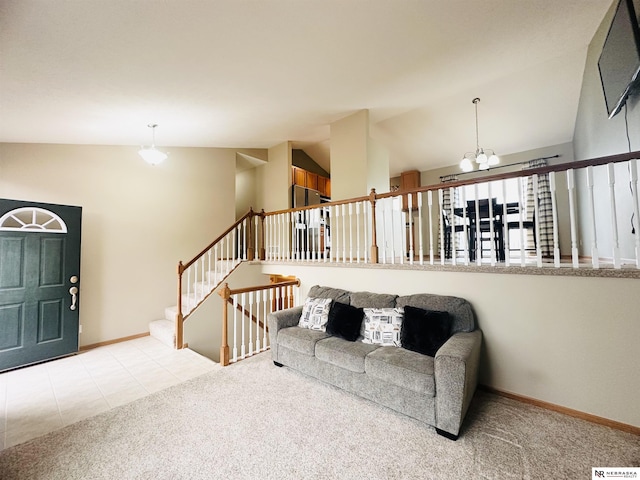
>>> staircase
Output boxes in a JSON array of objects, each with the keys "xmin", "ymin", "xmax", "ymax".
[{"xmin": 149, "ymin": 258, "xmax": 240, "ymax": 348}]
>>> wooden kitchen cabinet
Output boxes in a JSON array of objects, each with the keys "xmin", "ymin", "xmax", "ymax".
[
  {"xmin": 293, "ymin": 167, "xmax": 306, "ymax": 187},
  {"xmin": 306, "ymin": 171, "xmax": 318, "ymax": 191},
  {"xmin": 400, "ymin": 170, "xmax": 420, "ymax": 211},
  {"xmin": 291, "ymin": 166, "xmax": 330, "ymax": 198}
]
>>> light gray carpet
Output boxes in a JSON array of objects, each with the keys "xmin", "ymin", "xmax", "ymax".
[{"xmin": 0, "ymin": 352, "xmax": 638, "ymax": 479}]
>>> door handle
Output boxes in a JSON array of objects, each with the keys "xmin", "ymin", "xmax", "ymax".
[{"xmin": 69, "ymin": 286, "xmax": 78, "ymax": 311}]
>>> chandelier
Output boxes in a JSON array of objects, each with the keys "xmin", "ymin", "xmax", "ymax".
[
  {"xmin": 459, "ymin": 98, "xmax": 499, "ymax": 172},
  {"xmin": 138, "ymin": 124, "xmax": 168, "ymax": 165}
]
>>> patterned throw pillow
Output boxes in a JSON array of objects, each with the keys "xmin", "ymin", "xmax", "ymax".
[
  {"xmin": 362, "ymin": 307, "xmax": 404, "ymax": 346},
  {"xmin": 298, "ymin": 297, "xmax": 333, "ymax": 331}
]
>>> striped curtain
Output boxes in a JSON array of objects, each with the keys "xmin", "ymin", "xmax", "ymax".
[{"xmin": 524, "ymin": 159, "xmax": 553, "ymax": 256}]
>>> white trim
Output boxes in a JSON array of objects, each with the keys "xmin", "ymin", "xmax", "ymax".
[{"xmin": 0, "ymin": 207, "xmax": 68, "ymax": 233}]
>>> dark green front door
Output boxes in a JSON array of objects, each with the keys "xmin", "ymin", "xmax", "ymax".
[{"xmin": 0, "ymin": 199, "xmax": 82, "ymax": 371}]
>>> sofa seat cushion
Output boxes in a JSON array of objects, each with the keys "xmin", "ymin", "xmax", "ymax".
[
  {"xmin": 315, "ymin": 336, "xmax": 380, "ymax": 373},
  {"xmin": 365, "ymin": 346, "xmax": 435, "ymax": 396},
  {"xmin": 278, "ymin": 326, "xmax": 330, "ymax": 356}
]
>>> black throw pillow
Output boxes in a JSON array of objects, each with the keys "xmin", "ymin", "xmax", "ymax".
[
  {"xmin": 400, "ymin": 305, "xmax": 452, "ymax": 356},
  {"xmin": 326, "ymin": 301, "xmax": 364, "ymax": 342}
]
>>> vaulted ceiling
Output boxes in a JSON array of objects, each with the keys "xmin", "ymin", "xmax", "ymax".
[{"xmin": 0, "ymin": 0, "xmax": 613, "ymax": 175}]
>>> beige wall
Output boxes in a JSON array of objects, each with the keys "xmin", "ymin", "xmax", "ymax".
[
  {"xmin": 235, "ymin": 168, "xmax": 257, "ymax": 220},
  {"xmin": 256, "ymin": 141, "xmax": 291, "ymax": 212},
  {"xmin": 0, "ymin": 143, "xmax": 236, "ymax": 346},
  {"xmin": 367, "ymin": 137, "xmax": 390, "ymax": 194},
  {"xmin": 330, "ymin": 110, "xmax": 370, "ymax": 200},
  {"xmin": 257, "ymin": 262, "xmax": 640, "ymax": 428}
]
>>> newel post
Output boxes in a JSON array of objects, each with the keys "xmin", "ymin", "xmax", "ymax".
[
  {"xmin": 259, "ymin": 209, "xmax": 266, "ymax": 261},
  {"xmin": 218, "ymin": 283, "xmax": 231, "ymax": 366},
  {"xmin": 247, "ymin": 208, "xmax": 255, "ymax": 261},
  {"xmin": 369, "ymin": 188, "xmax": 379, "ymax": 263},
  {"xmin": 176, "ymin": 261, "xmax": 185, "ymax": 349}
]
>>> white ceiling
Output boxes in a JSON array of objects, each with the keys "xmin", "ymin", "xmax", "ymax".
[{"xmin": 0, "ymin": 0, "xmax": 613, "ymax": 176}]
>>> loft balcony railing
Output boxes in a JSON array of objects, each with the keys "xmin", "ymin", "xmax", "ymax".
[
  {"xmin": 175, "ymin": 150, "xmax": 640, "ymax": 349},
  {"xmin": 262, "ymin": 150, "xmax": 640, "ymax": 271}
]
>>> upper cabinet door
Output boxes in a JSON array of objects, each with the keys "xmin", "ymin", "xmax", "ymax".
[
  {"xmin": 306, "ymin": 171, "xmax": 318, "ymax": 191},
  {"xmin": 292, "ymin": 167, "xmax": 306, "ymax": 187}
]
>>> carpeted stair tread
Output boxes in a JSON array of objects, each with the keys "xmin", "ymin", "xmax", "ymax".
[{"xmin": 148, "ymin": 319, "xmax": 175, "ymax": 348}]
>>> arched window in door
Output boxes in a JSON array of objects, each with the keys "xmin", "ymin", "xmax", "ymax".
[{"xmin": 0, "ymin": 207, "xmax": 68, "ymax": 233}]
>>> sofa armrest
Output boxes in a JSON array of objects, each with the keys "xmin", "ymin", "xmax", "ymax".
[
  {"xmin": 267, "ymin": 306, "xmax": 303, "ymax": 362},
  {"xmin": 434, "ymin": 329, "xmax": 482, "ymax": 438}
]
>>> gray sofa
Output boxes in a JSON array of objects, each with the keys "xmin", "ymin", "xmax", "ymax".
[{"xmin": 267, "ymin": 285, "xmax": 482, "ymax": 440}]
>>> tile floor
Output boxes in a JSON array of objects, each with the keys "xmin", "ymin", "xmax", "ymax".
[{"xmin": 0, "ymin": 336, "xmax": 219, "ymax": 450}]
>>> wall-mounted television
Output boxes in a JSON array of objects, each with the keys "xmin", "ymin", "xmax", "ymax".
[{"xmin": 598, "ymin": 0, "xmax": 640, "ymax": 119}]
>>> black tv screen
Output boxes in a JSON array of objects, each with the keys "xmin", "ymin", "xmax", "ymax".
[{"xmin": 598, "ymin": 0, "xmax": 640, "ymax": 119}]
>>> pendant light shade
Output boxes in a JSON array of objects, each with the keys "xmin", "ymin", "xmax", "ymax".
[{"xmin": 138, "ymin": 124, "xmax": 167, "ymax": 165}]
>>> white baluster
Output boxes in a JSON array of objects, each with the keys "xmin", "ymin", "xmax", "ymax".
[
  {"xmin": 243, "ymin": 218, "xmax": 247, "ymax": 260},
  {"xmin": 501, "ymin": 180, "xmax": 510, "ymax": 267},
  {"xmin": 356, "ymin": 202, "xmax": 361, "ymax": 263},
  {"xmin": 263, "ymin": 289, "xmax": 269, "ymax": 349},
  {"xmin": 379, "ymin": 198, "xmax": 387, "ymax": 264},
  {"xmin": 332, "ymin": 206, "xmax": 338, "ymax": 262},
  {"xmin": 186, "ymin": 265, "xmax": 192, "ymax": 312},
  {"xmin": 241, "ymin": 292, "xmax": 246, "ymax": 359},
  {"xmin": 607, "ymin": 164, "xmax": 621, "ymax": 268},
  {"xmin": 255, "ymin": 215, "xmax": 259, "ymax": 260},
  {"xmin": 517, "ymin": 177, "xmax": 526, "ymax": 266},
  {"xmin": 207, "ymin": 249, "xmax": 212, "ymax": 291},
  {"xmin": 408, "ymin": 194, "xmax": 414, "ymax": 265},
  {"xmin": 390, "ymin": 198, "xmax": 396, "ymax": 264},
  {"xmin": 348, "ymin": 203, "xmax": 353, "ymax": 263},
  {"xmin": 532, "ymin": 175, "xmax": 542, "ymax": 268},
  {"xmin": 567, "ymin": 170, "xmax": 580, "ymax": 268},
  {"xmin": 291, "ymin": 211, "xmax": 296, "ymax": 261},
  {"xmin": 461, "ymin": 186, "xmax": 469, "ymax": 266},
  {"xmin": 399, "ymin": 207, "xmax": 405, "ymax": 265},
  {"xmin": 255, "ymin": 290, "xmax": 261, "ymax": 352},
  {"xmin": 488, "ymin": 182, "xmax": 496, "ymax": 266},
  {"xmin": 474, "ymin": 185, "xmax": 481, "ymax": 266},
  {"xmin": 201, "ymin": 257, "xmax": 205, "ymax": 299},
  {"xmin": 449, "ymin": 187, "xmax": 456, "ymax": 266},
  {"xmin": 248, "ymin": 291, "xmax": 254, "ymax": 356},
  {"xmin": 438, "ymin": 189, "xmax": 445, "ymax": 265},
  {"xmin": 363, "ymin": 201, "xmax": 369, "ymax": 264},
  {"xmin": 227, "ymin": 231, "xmax": 231, "ymax": 272},
  {"xmin": 341, "ymin": 204, "xmax": 346, "ymax": 263},
  {"xmin": 232, "ymin": 294, "xmax": 238, "ymax": 363},
  {"xmin": 428, "ymin": 190, "xmax": 434, "ymax": 265},
  {"xmin": 214, "ymin": 244, "xmax": 219, "ymax": 285},
  {"xmin": 630, "ymin": 160, "xmax": 640, "ymax": 268},
  {"xmin": 549, "ymin": 172, "xmax": 561, "ymax": 268},
  {"xmin": 586, "ymin": 166, "xmax": 599, "ymax": 269},
  {"xmin": 418, "ymin": 192, "xmax": 424, "ymax": 265}
]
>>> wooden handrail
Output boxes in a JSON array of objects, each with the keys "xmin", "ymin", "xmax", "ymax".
[
  {"xmin": 224, "ymin": 279, "xmax": 300, "ymax": 296},
  {"xmin": 181, "ymin": 209, "xmax": 254, "ymax": 272}
]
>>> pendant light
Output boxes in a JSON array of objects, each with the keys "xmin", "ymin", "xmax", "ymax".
[
  {"xmin": 138, "ymin": 124, "xmax": 168, "ymax": 165},
  {"xmin": 459, "ymin": 98, "xmax": 499, "ymax": 172}
]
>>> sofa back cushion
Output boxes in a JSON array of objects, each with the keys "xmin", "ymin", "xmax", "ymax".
[
  {"xmin": 307, "ymin": 285, "xmax": 351, "ymax": 304},
  {"xmin": 350, "ymin": 291, "xmax": 397, "ymax": 309},
  {"xmin": 395, "ymin": 294, "xmax": 475, "ymax": 333}
]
